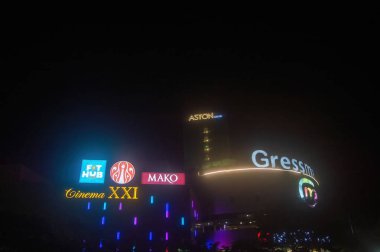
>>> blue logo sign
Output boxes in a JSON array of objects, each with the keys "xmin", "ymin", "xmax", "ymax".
[{"xmin": 79, "ymin": 160, "xmax": 107, "ymax": 183}]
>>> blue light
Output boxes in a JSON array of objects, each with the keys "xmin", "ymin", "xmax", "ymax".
[
  {"xmin": 149, "ymin": 231, "xmax": 153, "ymax": 241},
  {"xmin": 150, "ymin": 195, "xmax": 154, "ymax": 204},
  {"xmin": 87, "ymin": 202, "xmax": 91, "ymax": 210},
  {"xmin": 116, "ymin": 231, "xmax": 120, "ymax": 240},
  {"xmin": 99, "ymin": 240, "xmax": 103, "ymax": 249},
  {"xmin": 165, "ymin": 203, "xmax": 169, "ymax": 218},
  {"xmin": 181, "ymin": 217, "xmax": 185, "ymax": 226},
  {"xmin": 101, "ymin": 216, "xmax": 105, "ymax": 225},
  {"xmin": 103, "ymin": 202, "xmax": 107, "ymax": 210},
  {"xmin": 213, "ymin": 114, "xmax": 223, "ymax": 119}
]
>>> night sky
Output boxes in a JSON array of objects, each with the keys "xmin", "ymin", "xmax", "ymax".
[{"xmin": 1, "ymin": 19, "xmax": 379, "ymax": 237}]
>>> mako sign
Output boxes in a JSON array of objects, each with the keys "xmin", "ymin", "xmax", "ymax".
[
  {"xmin": 79, "ymin": 160, "xmax": 107, "ymax": 183},
  {"xmin": 251, "ymin": 150, "xmax": 316, "ymax": 181},
  {"xmin": 188, "ymin": 112, "xmax": 223, "ymax": 122},
  {"xmin": 141, "ymin": 172, "xmax": 185, "ymax": 185}
]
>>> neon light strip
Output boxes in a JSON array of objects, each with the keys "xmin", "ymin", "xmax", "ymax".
[
  {"xmin": 101, "ymin": 216, "xmax": 105, "ymax": 225},
  {"xmin": 87, "ymin": 202, "xmax": 91, "ymax": 210},
  {"xmin": 201, "ymin": 167, "xmax": 319, "ymax": 185},
  {"xmin": 134, "ymin": 216, "xmax": 138, "ymax": 225},
  {"xmin": 103, "ymin": 202, "xmax": 107, "ymax": 210},
  {"xmin": 149, "ymin": 231, "xmax": 153, "ymax": 241},
  {"xmin": 150, "ymin": 195, "xmax": 154, "ymax": 204},
  {"xmin": 119, "ymin": 202, "xmax": 122, "ymax": 210},
  {"xmin": 165, "ymin": 232, "xmax": 168, "ymax": 241},
  {"xmin": 181, "ymin": 217, "xmax": 185, "ymax": 226},
  {"xmin": 116, "ymin": 231, "xmax": 120, "ymax": 240},
  {"xmin": 165, "ymin": 203, "xmax": 169, "ymax": 218}
]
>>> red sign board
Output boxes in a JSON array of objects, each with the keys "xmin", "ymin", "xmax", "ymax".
[{"xmin": 141, "ymin": 172, "xmax": 185, "ymax": 185}]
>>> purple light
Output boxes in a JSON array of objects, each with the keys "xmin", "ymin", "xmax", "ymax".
[
  {"xmin": 165, "ymin": 203, "xmax": 169, "ymax": 218},
  {"xmin": 191, "ymin": 200, "xmax": 194, "ymax": 208},
  {"xmin": 87, "ymin": 202, "xmax": 91, "ymax": 210},
  {"xmin": 194, "ymin": 210, "xmax": 197, "ymax": 218},
  {"xmin": 134, "ymin": 216, "xmax": 138, "ymax": 225},
  {"xmin": 165, "ymin": 231, "xmax": 168, "ymax": 241},
  {"xmin": 116, "ymin": 231, "xmax": 120, "ymax": 240},
  {"xmin": 119, "ymin": 202, "xmax": 122, "ymax": 210},
  {"xmin": 194, "ymin": 230, "xmax": 197, "ymax": 237}
]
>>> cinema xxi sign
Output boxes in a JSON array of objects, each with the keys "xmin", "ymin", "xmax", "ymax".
[{"xmin": 64, "ymin": 160, "xmax": 185, "ymax": 200}]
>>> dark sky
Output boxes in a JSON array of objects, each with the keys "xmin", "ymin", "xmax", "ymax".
[{"xmin": 1, "ymin": 20, "xmax": 379, "ymax": 227}]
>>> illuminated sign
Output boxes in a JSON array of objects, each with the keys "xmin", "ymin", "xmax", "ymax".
[
  {"xmin": 252, "ymin": 150, "xmax": 316, "ymax": 181},
  {"xmin": 110, "ymin": 161, "xmax": 136, "ymax": 184},
  {"xmin": 79, "ymin": 160, "xmax": 107, "ymax": 183},
  {"xmin": 141, "ymin": 172, "xmax": 186, "ymax": 185},
  {"xmin": 298, "ymin": 178, "xmax": 318, "ymax": 207},
  {"xmin": 65, "ymin": 186, "xmax": 139, "ymax": 200},
  {"xmin": 188, "ymin": 112, "xmax": 223, "ymax": 122}
]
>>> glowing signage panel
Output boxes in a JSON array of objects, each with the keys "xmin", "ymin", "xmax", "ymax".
[
  {"xmin": 65, "ymin": 186, "xmax": 139, "ymax": 200},
  {"xmin": 110, "ymin": 161, "xmax": 136, "ymax": 184},
  {"xmin": 141, "ymin": 172, "xmax": 186, "ymax": 185},
  {"xmin": 79, "ymin": 160, "xmax": 107, "ymax": 183},
  {"xmin": 188, "ymin": 112, "xmax": 223, "ymax": 122},
  {"xmin": 299, "ymin": 178, "xmax": 318, "ymax": 208},
  {"xmin": 252, "ymin": 150, "xmax": 316, "ymax": 181}
]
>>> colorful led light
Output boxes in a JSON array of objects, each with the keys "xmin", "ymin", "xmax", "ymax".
[
  {"xmin": 165, "ymin": 232, "xmax": 168, "ymax": 241},
  {"xmin": 150, "ymin": 195, "xmax": 154, "ymax": 204},
  {"xmin": 103, "ymin": 202, "xmax": 107, "ymax": 210},
  {"xmin": 181, "ymin": 217, "xmax": 185, "ymax": 226},
  {"xmin": 149, "ymin": 231, "xmax": 153, "ymax": 241},
  {"xmin": 119, "ymin": 202, "xmax": 122, "ymax": 210},
  {"xmin": 134, "ymin": 216, "xmax": 138, "ymax": 225},
  {"xmin": 101, "ymin": 216, "xmax": 105, "ymax": 225},
  {"xmin": 116, "ymin": 231, "xmax": 120, "ymax": 240},
  {"xmin": 165, "ymin": 203, "xmax": 169, "ymax": 218},
  {"xmin": 87, "ymin": 202, "xmax": 91, "ymax": 210}
]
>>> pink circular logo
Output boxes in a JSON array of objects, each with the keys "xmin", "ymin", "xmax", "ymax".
[{"xmin": 110, "ymin": 161, "xmax": 135, "ymax": 184}]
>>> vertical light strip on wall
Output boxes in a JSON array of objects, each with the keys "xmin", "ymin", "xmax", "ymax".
[
  {"xmin": 165, "ymin": 203, "xmax": 169, "ymax": 218},
  {"xmin": 191, "ymin": 200, "xmax": 194, "ymax": 208},
  {"xmin": 181, "ymin": 217, "xmax": 185, "ymax": 226},
  {"xmin": 149, "ymin": 231, "xmax": 153, "ymax": 241},
  {"xmin": 87, "ymin": 202, "xmax": 91, "ymax": 210},
  {"xmin": 150, "ymin": 195, "xmax": 154, "ymax": 204},
  {"xmin": 116, "ymin": 231, "xmax": 120, "ymax": 240},
  {"xmin": 103, "ymin": 202, "xmax": 107, "ymax": 210},
  {"xmin": 119, "ymin": 202, "xmax": 122, "ymax": 210},
  {"xmin": 101, "ymin": 216, "xmax": 105, "ymax": 225},
  {"xmin": 134, "ymin": 216, "xmax": 138, "ymax": 226},
  {"xmin": 165, "ymin": 231, "xmax": 168, "ymax": 241},
  {"xmin": 99, "ymin": 240, "xmax": 103, "ymax": 248}
]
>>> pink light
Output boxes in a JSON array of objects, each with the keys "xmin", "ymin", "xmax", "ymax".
[
  {"xmin": 134, "ymin": 216, "xmax": 138, "ymax": 225},
  {"xmin": 165, "ymin": 231, "xmax": 168, "ymax": 241}
]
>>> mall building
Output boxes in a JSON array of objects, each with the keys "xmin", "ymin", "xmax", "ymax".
[{"xmin": 60, "ymin": 111, "xmax": 330, "ymax": 251}]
